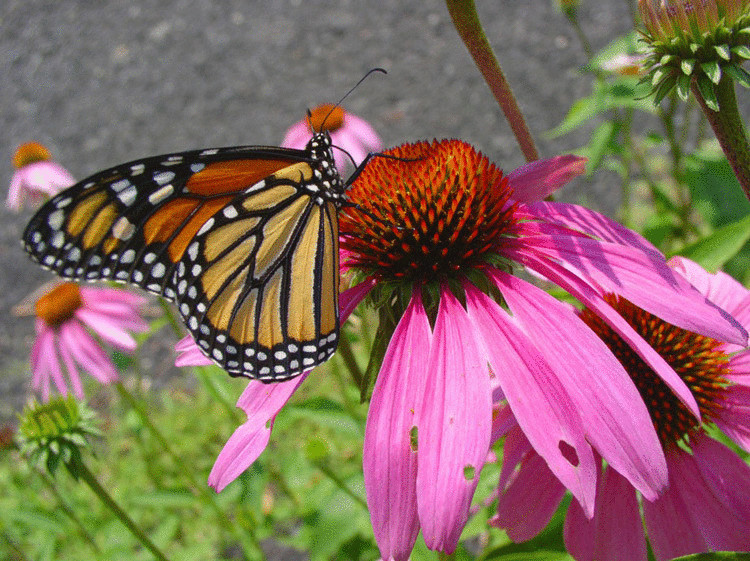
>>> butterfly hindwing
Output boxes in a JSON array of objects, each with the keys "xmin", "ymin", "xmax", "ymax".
[
  {"xmin": 22, "ymin": 133, "xmax": 345, "ymax": 381},
  {"xmin": 172, "ymin": 173, "xmax": 341, "ymax": 380}
]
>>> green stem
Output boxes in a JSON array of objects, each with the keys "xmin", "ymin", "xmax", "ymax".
[
  {"xmin": 37, "ymin": 467, "xmax": 101, "ymax": 554},
  {"xmin": 69, "ymin": 457, "xmax": 171, "ymax": 561},
  {"xmin": 158, "ymin": 298, "xmax": 184, "ymax": 339},
  {"xmin": 1, "ymin": 529, "xmax": 31, "ymax": 561},
  {"xmin": 335, "ymin": 330, "xmax": 364, "ymax": 390},
  {"xmin": 114, "ymin": 382, "xmax": 261, "ymax": 555},
  {"xmin": 445, "ymin": 0, "xmax": 539, "ymax": 162},
  {"xmin": 563, "ymin": 8, "xmax": 593, "ymax": 60},
  {"xmin": 315, "ymin": 462, "xmax": 368, "ymax": 510},
  {"xmin": 692, "ymin": 75, "xmax": 750, "ymax": 201}
]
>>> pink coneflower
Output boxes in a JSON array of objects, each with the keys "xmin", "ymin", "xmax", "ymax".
[
  {"xmin": 8, "ymin": 142, "xmax": 75, "ymax": 211},
  {"xmin": 492, "ymin": 256, "xmax": 750, "ymax": 560},
  {"xmin": 281, "ymin": 104, "xmax": 382, "ymax": 171},
  {"xmin": 31, "ymin": 282, "xmax": 149, "ymax": 401},
  {"xmin": 185, "ymin": 139, "xmax": 745, "ymax": 560}
]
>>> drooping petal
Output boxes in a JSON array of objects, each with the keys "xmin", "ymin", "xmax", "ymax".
[
  {"xmin": 75, "ymin": 308, "xmax": 138, "ymax": 351},
  {"xmin": 57, "ymin": 327, "xmax": 85, "ymax": 400},
  {"xmin": 715, "ymin": 384, "xmax": 750, "ymax": 452},
  {"xmin": 464, "ymin": 283, "xmax": 597, "ymax": 517},
  {"xmin": 511, "ymin": 247, "xmax": 701, "ymax": 418},
  {"xmin": 507, "ymin": 232, "xmax": 746, "ymax": 345},
  {"xmin": 488, "ymin": 269, "xmax": 667, "ymax": 499},
  {"xmin": 690, "ymin": 435, "xmax": 750, "ymax": 549},
  {"xmin": 416, "ymin": 287, "xmax": 492, "ymax": 553},
  {"xmin": 59, "ymin": 321, "xmax": 118, "ymax": 383},
  {"xmin": 506, "ymin": 155, "xmax": 587, "ymax": 203},
  {"xmin": 208, "ymin": 280, "xmax": 373, "ymax": 490},
  {"xmin": 564, "ymin": 466, "xmax": 646, "ymax": 561},
  {"xmin": 208, "ymin": 375, "xmax": 307, "ymax": 492},
  {"xmin": 494, "ymin": 448, "xmax": 566, "ymax": 542},
  {"xmin": 343, "ymin": 113, "xmax": 383, "ymax": 152},
  {"xmin": 520, "ymin": 200, "xmax": 662, "ymax": 256},
  {"xmin": 174, "ymin": 335, "xmax": 213, "ymax": 366},
  {"xmin": 643, "ymin": 437, "xmax": 750, "ymax": 560},
  {"xmin": 364, "ymin": 289, "xmax": 430, "ymax": 561},
  {"xmin": 668, "ymin": 256, "xmax": 750, "ymax": 316}
]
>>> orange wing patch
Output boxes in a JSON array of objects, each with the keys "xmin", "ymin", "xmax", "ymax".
[{"xmin": 186, "ymin": 159, "xmax": 297, "ymax": 195}]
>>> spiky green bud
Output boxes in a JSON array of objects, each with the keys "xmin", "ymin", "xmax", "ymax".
[
  {"xmin": 638, "ymin": 0, "xmax": 750, "ymax": 106},
  {"xmin": 17, "ymin": 396, "xmax": 100, "ymax": 477}
]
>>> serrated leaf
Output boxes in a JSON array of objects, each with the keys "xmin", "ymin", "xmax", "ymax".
[
  {"xmin": 701, "ymin": 60, "xmax": 722, "ymax": 84},
  {"xmin": 715, "ymin": 44, "xmax": 732, "ymax": 60},
  {"xmin": 674, "ymin": 214, "xmax": 750, "ymax": 272},
  {"xmin": 696, "ymin": 77, "xmax": 720, "ymax": 110}
]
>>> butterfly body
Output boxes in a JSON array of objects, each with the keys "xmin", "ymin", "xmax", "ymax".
[{"xmin": 23, "ymin": 132, "xmax": 344, "ymax": 382}]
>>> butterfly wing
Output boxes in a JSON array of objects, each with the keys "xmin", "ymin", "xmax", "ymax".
[
  {"xmin": 23, "ymin": 140, "xmax": 342, "ymax": 381},
  {"xmin": 173, "ymin": 170, "xmax": 340, "ymax": 380}
]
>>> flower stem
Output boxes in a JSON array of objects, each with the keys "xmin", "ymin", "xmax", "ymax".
[
  {"xmin": 114, "ymin": 382, "xmax": 261, "ymax": 554},
  {"xmin": 692, "ymin": 75, "xmax": 750, "ymax": 201},
  {"xmin": 68, "ymin": 456, "xmax": 172, "ymax": 561},
  {"xmin": 314, "ymin": 461, "xmax": 368, "ymax": 510},
  {"xmin": 445, "ymin": 0, "xmax": 539, "ymax": 162}
]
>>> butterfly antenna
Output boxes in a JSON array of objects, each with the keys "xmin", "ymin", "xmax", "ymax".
[{"xmin": 318, "ymin": 67, "xmax": 387, "ymax": 132}]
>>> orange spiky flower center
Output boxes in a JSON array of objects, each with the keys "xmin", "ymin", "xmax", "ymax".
[
  {"xmin": 579, "ymin": 295, "xmax": 730, "ymax": 449},
  {"xmin": 307, "ymin": 104, "xmax": 345, "ymax": 133},
  {"xmin": 339, "ymin": 139, "xmax": 517, "ymax": 283},
  {"xmin": 13, "ymin": 142, "xmax": 52, "ymax": 169},
  {"xmin": 35, "ymin": 283, "xmax": 83, "ymax": 328}
]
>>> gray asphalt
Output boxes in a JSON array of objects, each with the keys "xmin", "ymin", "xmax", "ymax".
[{"xmin": 1, "ymin": 1, "xmax": 635, "ymax": 420}]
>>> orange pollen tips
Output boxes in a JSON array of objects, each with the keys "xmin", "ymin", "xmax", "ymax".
[
  {"xmin": 307, "ymin": 104, "xmax": 345, "ymax": 133},
  {"xmin": 339, "ymin": 139, "xmax": 517, "ymax": 282},
  {"xmin": 579, "ymin": 295, "xmax": 730, "ymax": 448},
  {"xmin": 13, "ymin": 142, "xmax": 52, "ymax": 169},
  {"xmin": 35, "ymin": 283, "xmax": 83, "ymax": 328}
]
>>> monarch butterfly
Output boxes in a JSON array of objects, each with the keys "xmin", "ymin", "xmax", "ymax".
[{"xmin": 22, "ymin": 131, "xmax": 348, "ymax": 382}]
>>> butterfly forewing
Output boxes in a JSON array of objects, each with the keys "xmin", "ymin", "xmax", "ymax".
[{"xmin": 22, "ymin": 133, "xmax": 345, "ymax": 381}]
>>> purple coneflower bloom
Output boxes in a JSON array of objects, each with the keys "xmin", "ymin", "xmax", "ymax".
[
  {"xmin": 7, "ymin": 142, "xmax": 75, "ymax": 211},
  {"xmin": 31, "ymin": 282, "xmax": 149, "ymax": 401},
  {"xmin": 178, "ymin": 139, "xmax": 746, "ymax": 560},
  {"xmin": 281, "ymin": 104, "xmax": 382, "ymax": 171},
  {"xmin": 493, "ymin": 256, "xmax": 750, "ymax": 560}
]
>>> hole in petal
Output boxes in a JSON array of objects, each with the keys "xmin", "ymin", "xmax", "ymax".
[
  {"xmin": 410, "ymin": 426, "xmax": 418, "ymax": 452},
  {"xmin": 463, "ymin": 464, "xmax": 476, "ymax": 481},
  {"xmin": 559, "ymin": 440, "xmax": 579, "ymax": 466}
]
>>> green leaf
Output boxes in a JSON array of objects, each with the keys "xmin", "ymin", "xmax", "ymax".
[
  {"xmin": 701, "ymin": 60, "xmax": 722, "ymax": 84},
  {"xmin": 731, "ymin": 45, "xmax": 750, "ymax": 59},
  {"xmin": 714, "ymin": 43, "xmax": 732, "ymax": 60},
  {"xmin": 673, "ymin": 214, "xmax": 750, "ymax": 272},
  {"xmin": 670, "ymin": 552, "xmax": 750, "ymax": 561},
  {"xmin": 127, "ymin": 488, "xmax": 197, "ymax": 509},
  {"xmin": 677, "ymin": 73, "xmax": 692, "ymax": 100},
  {"xmin": 696, "ymin": 77, "xmax": 720, "ymax": 111},
  {"xmin": 681, "ymin": 58, "xmax": 696, "ymax": 75},
  {"xmin": 726, "ymin": 64, "xmax": 750, "ymax": 89}
]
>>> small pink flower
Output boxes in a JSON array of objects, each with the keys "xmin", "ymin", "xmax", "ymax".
[
  {"xmin": 493, "ymin": 256, "xmax": 750, "ymax": 560},
  {"xmin": 31, "ymin": 282, "xmax": 149, "ymax": 401},
  {"xmin": 281, "ymin": 104, "xmax": 382, "ymax": 171},
  {"xmin": 8, "ymin": 142, "xmax": 75, "ymax": 211}
]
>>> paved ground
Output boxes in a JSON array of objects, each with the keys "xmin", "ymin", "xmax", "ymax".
[{"xmin": 1, "ymin": 1, "xmax": 636, "ymax": 419}]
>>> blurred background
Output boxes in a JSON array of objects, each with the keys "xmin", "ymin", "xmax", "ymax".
[{"xmin": 0, "ymin": 0, "xmax": 656, "ymax": 418}]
